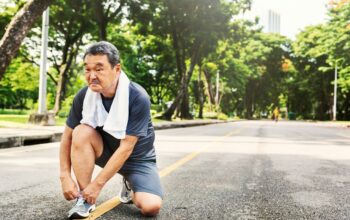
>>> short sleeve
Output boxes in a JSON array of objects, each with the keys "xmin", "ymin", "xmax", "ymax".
[
  {"xmin": 66, "ymin": 87, "xmax": 87, "ymax": 129},
  {"xmin": 126, "ymin": 94, "xmax": 150, "ymax": 137}
]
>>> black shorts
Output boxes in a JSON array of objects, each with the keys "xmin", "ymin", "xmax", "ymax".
[{"xmin": 95, "ymin": 128, "xmax": 163, "ymax": 198}]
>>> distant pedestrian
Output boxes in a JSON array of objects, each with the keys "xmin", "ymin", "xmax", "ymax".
[
  {"xmin": 59, "ymin": 41, "xmax": 163, "ymax": 219},
  {"xmin": 273, "ymin": 107, "xmax": 280, "ymax": 122}
]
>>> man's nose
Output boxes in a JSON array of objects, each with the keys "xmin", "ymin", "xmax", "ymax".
[{"xmin": 90, "ymin": 72, "xmax": 97, "ymax": 78}]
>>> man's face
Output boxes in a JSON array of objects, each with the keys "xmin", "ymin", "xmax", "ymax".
[{"xmin": 84, "ymin": 54, "xmax": 120, "ymax": 94}]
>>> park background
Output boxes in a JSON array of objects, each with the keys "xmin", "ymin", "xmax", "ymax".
[{"xmin": 0, "ymin": 0, "xmax": 349, "ymax": 126}]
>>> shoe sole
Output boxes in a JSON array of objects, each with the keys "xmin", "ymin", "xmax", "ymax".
[
  {"xmin": 68, "ymin": 206, "xmax": 95, "ymax": 219},
  {"xmin": 120, "ymin": 198, "xmax": 133, "ymax": 204}
]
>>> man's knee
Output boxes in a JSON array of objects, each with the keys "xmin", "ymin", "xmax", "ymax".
[
  {"xmin": 72, "ymin": 124, "xmax": 96, "ymax": 148},
  {"xmin": 134, "ymin": 193, "xmax": 162, "ymax": 216},
  {"xmin": 140, "ymin": 201, "xmax": 162, "ymax": 216}
]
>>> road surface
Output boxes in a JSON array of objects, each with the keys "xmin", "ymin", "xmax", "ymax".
[{"xmin": 0, "ymin": 120, "xmax": 350, "ymax": 219}]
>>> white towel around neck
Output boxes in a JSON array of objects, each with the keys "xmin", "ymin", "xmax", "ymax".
[{"xmin": 80, "ymin": 70, "xmax": 130, "ymax": 139}]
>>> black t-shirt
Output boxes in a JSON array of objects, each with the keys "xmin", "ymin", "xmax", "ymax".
[{"xmin": 66, "ymin": 82, "xmax": 156, "ymax": 161}]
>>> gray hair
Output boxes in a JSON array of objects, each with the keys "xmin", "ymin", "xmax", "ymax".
[{"xmin": 83, "ymin": 41, "xmax": 120, "ymax": 67}]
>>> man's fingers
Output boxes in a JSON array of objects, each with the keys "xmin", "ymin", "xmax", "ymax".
[
  {"xmin": 87, "ymin": 198, "xmax": 95, "ymax": 205},
  {"xmin": 69, "ymin": 193, "xmax": 77, "ymax": 200},
  {"xmin": 64, "ymin": 191, "xmax": 78, "ymax": 201},
  {"xmin": 72, "ymin": 190, "xmax": 79, "ymax": 198},
  {"xmin": 64, "ymin": 193, "xmax": 72, "ymax": 201},
  {"xmin": 83, "ymin": 193, "xmax": 96, "ymax": 205}
]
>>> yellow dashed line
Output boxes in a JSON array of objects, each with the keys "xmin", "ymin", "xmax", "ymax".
[{"xmin": 159, "ymin": 151, "xmax": 200, "ymax": 178}]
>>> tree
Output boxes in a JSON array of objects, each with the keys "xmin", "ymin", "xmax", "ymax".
[
  {"xmin": 162, "ymin": 0, "xmax": 239, "ymax": 119},
  {"xmin": 0, "ymin": 57, "xmax": 39, "ymax": 109},
  {"xmin": 91, "ymin": 0, "xmax": 127, "ymax": 40},
  {"xmin": 292, "ymin": 25, "xmax": 333, "ymax": 120},
  {"xmin": 49, "ymin": 0, "xmax": 92, "ymax": 114},
  {"xmin": 199, "ymin": 19, "xmax": 257, "ymax": 117},
  {"xmin": 128, "ymin": 0, "xmax": 248, "ymax": 119},
  {"xmin": 237, "ymin": 31, "xmax": 291, "ymax": 118},
  {"xmin": 322, "ymin": 0, "xmax": 350, "ymax": 119},
  {"xmin": 0, "ymin": 0, "xmax": 54, "ymax": 79}
]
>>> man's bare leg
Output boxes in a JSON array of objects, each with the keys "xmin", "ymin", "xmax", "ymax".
[{"xmin": 71, "ymin": 124, "xmax": 103, "ymax": 190}]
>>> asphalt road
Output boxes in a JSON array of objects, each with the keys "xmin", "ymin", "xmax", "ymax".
[{"xmin": 0, "ymin": 120, "xmax": 350, "ymax": 219}]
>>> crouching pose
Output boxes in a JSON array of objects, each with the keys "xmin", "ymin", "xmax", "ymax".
[{"xmin": 59, "ymin": 41, "xmax": 163, "ymax": 219}]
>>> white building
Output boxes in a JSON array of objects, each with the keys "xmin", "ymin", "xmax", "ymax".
[
  {"xmin": 241, "ymin": 0, "xmax": 328, "ymax": 39},
  {"xmin": 267, "ymin": 10, "xmax": 281, "ymax": 34},
  {"xmin": 252, "ymin": 9, "xmax": 281, "ymax": 34},
  {"xmin": 240, "ymin": 2, "xmax": 281, "ymax": 35}
]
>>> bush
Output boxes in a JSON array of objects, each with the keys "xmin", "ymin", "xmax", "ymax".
[
  {"xmin": 203, "ymin": 112, "xmax": 218, "ymax": 119},
  {"xmin": 150, "ymin": 109, "xmax": 158, "ymax": 117},
  {"xmin": 0, "ymin": 109, "xmax": 30, "ymax": 115},
  {"xmin": 58, "ymin": 95, "xmax": 75, "ymax": 118},
  {"xmin": 203, "ymin": 111, "xmax": 228, "ymax": 120},
  {"xmin": 288, "ymin": 112, "xmax": 296, "ymax": 120},
  {"xmin": 217, "ymin": 112, "xmax": 228, "ymax": 120}
]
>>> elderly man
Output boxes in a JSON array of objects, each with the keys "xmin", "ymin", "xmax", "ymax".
[{"xmin": 59, "ymin": 41, "xmax": 163, "ymax": 219}]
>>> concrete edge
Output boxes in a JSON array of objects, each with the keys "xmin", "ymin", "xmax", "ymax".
[{"xmin": 0, "ymin": 120, "xmax": 234, "ymax": 149}]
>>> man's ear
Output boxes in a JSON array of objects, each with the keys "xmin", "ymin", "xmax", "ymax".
[{"xmin": 114, "ymin": 63, "xmax": 121, "ymax": 74}]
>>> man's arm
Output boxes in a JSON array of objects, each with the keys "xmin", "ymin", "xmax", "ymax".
[
  {"xmin": 98, "ymin": 135, "xmax": 138, "ymax": 184},
  {"xmin": 82, "ymin": 135, "xmax": 138, "ymax": 204},
  {"xmin": 59, "ymin": 126, "xmax": 79, "ymax": 200},
  {"xmin": 60, "ymin": 126, "xmax": 72, "ymax": 177}
]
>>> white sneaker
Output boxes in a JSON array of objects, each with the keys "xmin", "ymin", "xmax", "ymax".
[
  {"xmin": 68, "ymin": 196, "xmax": 96, "ymax": 219},
  {"xmin": 119, "ymin": 178, "xmax": 133, "ymax": 204}
]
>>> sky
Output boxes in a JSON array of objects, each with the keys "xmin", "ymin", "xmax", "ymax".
[{"xmin": 244, "ymin": 0, "xmax": 330, "ymax": 39}]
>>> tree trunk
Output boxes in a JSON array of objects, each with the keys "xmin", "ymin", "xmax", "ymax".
[
  {"xmin": 0, "ymin": 0, "xmax": 54, "ymax": 79},
  {"xmin": 181, "ymin": 39, "xmax": 202, "ymax": 119},
  {"xmin": 161, "ymin": 90, "xmax": 182, "ymax": 120},
  {"xmin": 244, "ymin": 80, "xmax": 254, "ymax": 119},
  {"xmin": 92, "ymin": 0, "xmax": 107, "ymax": 40},
  {"xmin": 161, "ymin": 12, "xmax": 184, "ymax": 120},
  {"xmin": 52, "ymin": 42, "xmax": 80, "ymax": 114},
  {"xmin": 203, "ymin": 69, "xmax": 215, "ymax": 105},
  {"xmin": 53, "ymin": 64, "xmax": 68, "ymax": 114},
  {"xmin": 180, "ymin": 75, "xmax": 191, "ymax": 119},
  {"xmin": 198, "ymin": 65, "xmax": 204, "ymax": 118}
]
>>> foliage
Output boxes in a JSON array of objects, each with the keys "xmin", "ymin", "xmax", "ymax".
[
  {"xmin": 291, "ymin": 25, "xmax": 333, "ymax": 120},
  {"xmin": 0, "ymin": 57, "xmax": 39, "ymax": 109},
  {"xmin": 1, "ymin": 0, "xmax": 350, "ymax": 121}
]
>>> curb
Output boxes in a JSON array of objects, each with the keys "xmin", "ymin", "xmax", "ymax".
[
  {"xmin": 0, "ymin": 120, "xmax": 234, "ymax": 149},
  {"xmin": 0, "ymin": 130, "xmax": 62, "ymax": 149}
]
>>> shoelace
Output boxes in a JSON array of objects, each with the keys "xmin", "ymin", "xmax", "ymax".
[
  {"xmin": 75, "ymin": 197, "xmax": 89, "ymax": 212},
  {"xmin": 76, "ymin": 196, "xmax": 84, "ymax": 205}
]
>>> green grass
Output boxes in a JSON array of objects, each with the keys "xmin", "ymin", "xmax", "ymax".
[
  {"xmin": 56, "ymin": 117, "xmax": 66, "ymax": 125},
  {"xmin": 0, "ymin": 114, "xmax": 66, "ymax": 126},
  {"xmin": 0, "ymin": 113, "xmax": 168, "ymax": 127},
  {"xmin": 0, "ymin": 114, "xmax": 29, "ymax": 123},
  {"xmin": 152, "ymin": 118, "xmax": 168, "ymax": 123},
  {"xmin": 0, "ymin": 109, "xmax": 31, "ymax": 115},
  {"xmin": 322, "ymin": 120, "xmax": 350, "ymax": 124},
  {"xmin": 1, "ymin": 109, "xmax": 225, "ymax": 127}
]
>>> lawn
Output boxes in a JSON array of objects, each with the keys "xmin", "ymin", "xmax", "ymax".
[
  {"xmin": 0, "ymin": 109, "xmax": 176, "ymax": 126},
  {"xmin": 0, "ymin": 114, "xmax": 168, "ymax": 126},
  {"xmin": 0, "ymin": 114, "xmax": 67, "ymax": 125}
]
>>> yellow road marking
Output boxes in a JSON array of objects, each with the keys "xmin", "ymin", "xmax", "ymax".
[
  {"xmin": 159, "ymin": 151, "xmax": 201, "ymax": 178},
  {"xmin": 80, "ymin": 128, "xmax": 241, "ymax": 220},
  {"xmin": 85, "ymin": 197, "xmax": 121, "ymax": 220}
]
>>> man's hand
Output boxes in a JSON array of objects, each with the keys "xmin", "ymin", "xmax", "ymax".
[
  {"xmin": 60, "ymin": 175, "xmax": 79, "ymax": 201},
  {"xmin": 82, "ymin": 181, "xmax": 103, "ymax": 204}
]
